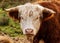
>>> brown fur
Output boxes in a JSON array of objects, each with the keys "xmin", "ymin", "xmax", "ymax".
[
  {"xmin": 33, "ymin": 2, "xmax": 60, "ymax": 43},
  {"xmin": 8, "ymin": 9, "xmax": 19, "ymax": 21}
]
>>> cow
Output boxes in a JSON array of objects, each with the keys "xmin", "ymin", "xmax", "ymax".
[{"xmin": 5, "ymin": 1, "xmax": 60, "ymax": 43}]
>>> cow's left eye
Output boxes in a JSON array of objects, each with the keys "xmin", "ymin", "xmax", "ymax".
[{"xmin": 33, "ymin": 17, "xmax": 38, "ymax": 21}]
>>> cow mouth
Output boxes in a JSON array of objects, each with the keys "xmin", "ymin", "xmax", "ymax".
[
  {"xmin": 26, "ymin": 34, "xmax": 34, "ymax": 43},
  {"xmin": 26, "ymin": 34, "xmax": 34, "ymax": 38},
  {"xmin": 26, "ymin": 34, "xmax": 34, "ymax": 36}
]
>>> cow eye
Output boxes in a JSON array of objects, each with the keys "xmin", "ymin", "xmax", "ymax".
[
  {"xmin": 33, "ymin": 17, "xmax": 38, "ymax": 21},
  {"xmin": 21, "ymin": 17, "xmax": 24, "ymax": 19}
]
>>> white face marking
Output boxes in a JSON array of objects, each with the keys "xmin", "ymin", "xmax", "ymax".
[{"xmin": 17, "ymin": 3, "xmax": 44, "ymax": 35}]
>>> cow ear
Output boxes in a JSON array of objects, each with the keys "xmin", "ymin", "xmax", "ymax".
[
  {"xmin": 42, "ymin": 8, "xmax": 55, "ymax": 21},
  {"xmin": 5, "ymin": 7, "xmax": 19, "ymax": 21}
]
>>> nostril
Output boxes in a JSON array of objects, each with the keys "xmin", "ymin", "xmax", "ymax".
[{"xmin": 25, "ymin": 29, "xmax": 33, "ymax": 34}]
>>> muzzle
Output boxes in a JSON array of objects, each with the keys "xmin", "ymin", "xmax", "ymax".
[{"xmin": 25, "ymin": 28, "xmax": 33, "ymax": 35}]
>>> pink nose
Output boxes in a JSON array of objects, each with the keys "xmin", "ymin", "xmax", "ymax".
[{"xmin": 25, "ymin": 29, "xmax": 33, "ymax": 34}]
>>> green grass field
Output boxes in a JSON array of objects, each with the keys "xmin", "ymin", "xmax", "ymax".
[{"xmin": 0, "ymin": 8, "xmax": 23, "ymax": 37}]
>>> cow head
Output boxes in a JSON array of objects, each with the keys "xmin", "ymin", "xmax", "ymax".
[{"xmin": 5, "ymin": 3, "xmax": 55, "ymax": 36}]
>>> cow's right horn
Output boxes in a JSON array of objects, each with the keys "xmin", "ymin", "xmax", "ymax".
[{"xmin": 5, "ymin": 7, "xmax": 18, "ymax": 12}]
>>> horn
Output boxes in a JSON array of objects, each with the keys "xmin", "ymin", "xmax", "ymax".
[
  {"xmin": 5, "ymin": 7, "xmax": 18, "ymax": 12},
  {"xmin": 45, "ymin": 8, "xmax": 55, "ymax": 13}
]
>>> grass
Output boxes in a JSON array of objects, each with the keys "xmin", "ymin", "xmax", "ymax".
[{"xmin": 0, "ymin": 8, "xmax": 23, "ymax": 37}]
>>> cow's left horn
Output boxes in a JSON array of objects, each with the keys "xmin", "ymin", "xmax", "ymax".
[{"xmin": 44, "ymin": 8, "xmax": 55, "ymax": 13}]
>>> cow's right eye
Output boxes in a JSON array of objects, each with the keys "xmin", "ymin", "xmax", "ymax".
[{"xmin": 21, "ymin": 17, "xmax": 24, "ymax": 19}]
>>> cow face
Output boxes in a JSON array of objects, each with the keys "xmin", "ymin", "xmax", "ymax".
[
  {"xmin": 18, "ymin": 3, "xmax": 45, "ymax": 35},
  {"xmin": 5, "ymin": 3, "xmax": 55, "ymax": 36}
]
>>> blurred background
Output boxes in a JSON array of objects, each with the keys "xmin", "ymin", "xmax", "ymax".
[{"xmin": 0, "ymin": 0, "xmax": 60, "ymax": 37}]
